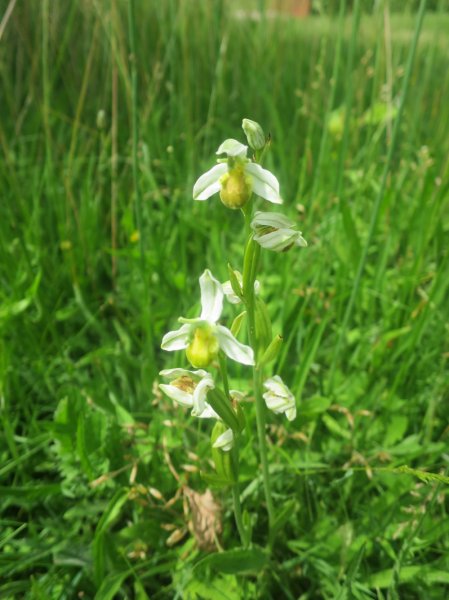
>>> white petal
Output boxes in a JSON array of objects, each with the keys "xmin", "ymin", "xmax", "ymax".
[
  {"xmin": 193, "ymin": 163, "xmax": 227, "ymax": 200},
  {"xmin": 223, "ymin": 271, "xmax": 258, "ymax": 304},
  {"xmin": 159, "ymin": 368, "xmax": 208, "ymax": 380},
  {"xmin": 191, "ymin": 374, "xmax": 215, "ymax": 416},
  {"xmin": 222, "ymin": 279, "xmax": 241, "ymax": 304},
  {"xmin": 245, "ymin": 163, "xmax": 283, "ymax": 204},
  {"xmin": 212, "ymin": 428, "xmax": 234, "ymax": 451},
  {"xmin": 216, "ymin": 139, "xmax": 248, "ymax": 157},
  {"xmin": 254, "ymin": 228, "xmax": 298, "ymax": 252},
  {"xmin": 215, "ymin": 325, "xmax": 255, "ymax": 365},
  {"xmin": 161, "ymin": 324, "xmax": 192, "ymax": 351},
  {"xmin": 195, "ymin": 404, "xmax": 220, "ymax": 419},
  {"xmin": 178, "ymin": 316, "xmax": 205, "ymax": 325},
  {"xmin": 252, "ymin": 210, "xmax": 294, "ymax": 229},
  {"xmin": 263, "ymin": 392, "xmax": 296, "ymax": 419},
  {"xmin": 159, "ymin": 383, "xmax": 193, "ymax": 408},
  {"xmin": 263, "ymin": 391, "xmax": 289, "ymax": 412},
  {"xmin": 263, "ymin": 375, "xmax": 296, "ymax": 420},
  {"xmin": 263, "ymin": 375, "xmax": 289, "ymax": 397},
  {"xmin": 199, "ymin": 269, "xmax": 224, "ymax": 323},
  {"xmin": 295, "ymin": 234, "xmax": 308, "ymax": 248},
  {"xmin": 286, "ymin": 405, "xmax": 297, "ymax": 421},
  {"xmin": 230, "ymin": 390, "xmax": 246, "ymax": 402}
]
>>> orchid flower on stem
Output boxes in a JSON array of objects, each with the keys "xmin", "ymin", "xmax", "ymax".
[
  {"xmin": 161, "ymin": 269, "xmax": 254, "ymax": 369},
  {"xmin": 193, "ymin": 139, "xmax": 282, "ymax": 209},
  {"xmin": 159, "ymin": 118, "xmax": 307, "ymax": 551}
]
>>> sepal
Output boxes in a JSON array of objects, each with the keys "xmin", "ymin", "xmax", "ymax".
[
  {"xmin": 227, "ymin": 264, "xmax": 244, "ymax": 301},
  {"xmin": 259, "ymin": 334, "xmax": 283, "ymax": 366},
  {"xmin": 231, "ymin": 311, "xmax": 247, "ymax": 337},
  {"xmin": 255, "ymin": 298, "xmax": 272, "ymax": 354},
  {"xmin": 211, "ymin": 422, "xmax": 237, "ymax": 484},
  {"xmin": 207, "ymin": 388, "xmax": 241, "ymax": 432}
]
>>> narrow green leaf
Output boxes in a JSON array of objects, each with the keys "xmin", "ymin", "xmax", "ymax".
[
  {"xmin": 207, "ymin": 389, "xmax": 240, "ymax": 433},
  {"xmin": 227, "ymin": 263, "xmax": 243, "ymax": 299},
  {"xmin": 93, "ymin": 488, "xmax": 129, "ymax": 586}
]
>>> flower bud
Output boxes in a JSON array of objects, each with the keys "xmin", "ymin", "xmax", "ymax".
[
  {"xmin": 211, "ymin": 422, "xmax": 236, "ymax": 482},
  {"xmin": 219, "ymin": 167, "xmax": 252, "ymax": 209},
  {"xmin": 96, "ymin": 109, "xmax": 107, "ymax": 130},
  {"xmin": 327, "ymin": 107, "xmax": 345, "ymax": 140},
  {"xmin": 242, "ymin": 118, "xmax": 266, "ymax": 151},
  {"xmin": 185, "ymin": 327, "xmax": 219, "ymax": 368}
]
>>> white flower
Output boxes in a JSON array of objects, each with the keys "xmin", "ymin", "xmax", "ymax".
[
  {"xmin": 222, "ymin": 271, "xmax": 260, "ymax": 305},
  {"xmin": 193, "ymin": 139, "xmax": 282, "ymax": 208},
  {"xmin": 263, "ymin": 375, "xmax": 296, "ymax": 421},
  {"xmin": 159, "ymin": 368, "xmax": 218, "ymax": 418},
  {"xmin": 161, "ymin": 269, "xmax": 254, "ymax": 368},
  {"xmin": 212, "ymin": 428, "xmax": 234, "ymax": 452},
  {"xmin": 251, "ymin": 211, "xmax": 307, "ymax": 252}
]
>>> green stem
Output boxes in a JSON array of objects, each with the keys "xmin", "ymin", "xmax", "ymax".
[
  {"xmin": 232, "ymin": 481, "xmax": 249, "ymax": 548},
  {"xmin": 127, "ymin": 0, "xmax": 144, "ymax": 268},
  {"xmin": 243, "ymin": 240, "xmax": 275, "ymax": 528},
  {"xmin": 218, "ymin": 352, "xmax": 230, "ymax": 400},
  {"xmin": 252, "ymin": 364, "xmax": 275, "ymax": 527},
  {"xmin": 218, "ymin": 353, "xmax": 249, "ymax": 547},
  {"xmin": 241, "ymin": 198, "xmax": 253, "ymax": 238}
]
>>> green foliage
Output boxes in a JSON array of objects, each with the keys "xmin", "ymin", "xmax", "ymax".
[{"xmin": 1, "ymin": 0, "xmax": 448, "ymax": 597}]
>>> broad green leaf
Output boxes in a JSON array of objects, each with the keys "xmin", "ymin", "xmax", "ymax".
[
  {"xmin": 300, "ymin": 395, "xmax": 331, "ymax": 418},
  {"xmin": 194, "ymin": 547, "xmax": 267, "ymax": 575}
]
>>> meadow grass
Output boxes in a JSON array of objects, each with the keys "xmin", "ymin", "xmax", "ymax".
[{"xmin": 1, "ymin": 0, "xmax": 448, "ymax": 597}]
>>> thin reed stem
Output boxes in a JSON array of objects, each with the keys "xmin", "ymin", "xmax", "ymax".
[
  {"xmin": 328, "ymin": 0, "xmax": 427, "ymax": 389},
  {"xmin": 218, "ymin": 353, "xmax": 249, "ymax": 547},
  {"xmin": 243, "ymin": 240, "xmax": 275, "ymax": 529}
]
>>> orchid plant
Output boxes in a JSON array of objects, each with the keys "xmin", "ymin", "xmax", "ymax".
[{"xmin": 159, "ymin": 118, "xmax": 307, "ymax": 549}]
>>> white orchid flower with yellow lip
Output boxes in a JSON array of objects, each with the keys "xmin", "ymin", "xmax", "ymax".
[
  {"xmin": 263, "ymin": 375, "xmax": 296, "ymax": 421},
  {"xmin": 159, "ymin": 368, "xmax": 217, "ymax": 418},
  {"xmin": 193, "ymin": 139, "xmax": 282, "ymax": 209},
  {"xmin": 161, "ymin": 269, "xmax": 254, "ymax": 368},
  {"xmin": 251, "ymin": 211, "xmax": 307, "ymax": 252}
]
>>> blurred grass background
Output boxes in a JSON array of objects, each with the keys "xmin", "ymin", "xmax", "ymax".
[{"xmin": 1, "ymin": 0, "xmax": 448, "ymax": 597}]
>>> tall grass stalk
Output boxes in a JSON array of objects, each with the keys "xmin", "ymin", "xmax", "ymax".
[{"xmin": 328, "ymin": 0, "xmax": 428, "ymax": 390}]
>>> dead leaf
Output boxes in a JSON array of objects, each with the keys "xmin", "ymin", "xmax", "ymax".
[{"xmin": 184, "ymin": 487, "xmax": 222, "ymax": 551}]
